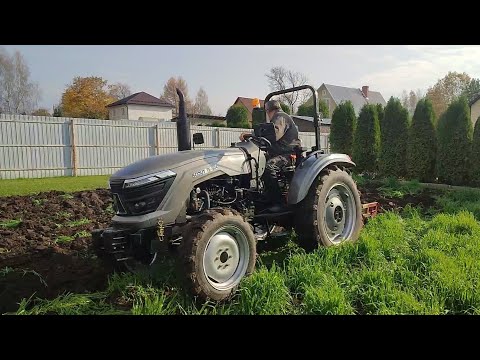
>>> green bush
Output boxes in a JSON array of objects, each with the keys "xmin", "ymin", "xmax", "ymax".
[
  {"xmin": 296, "ymin": 99, "xmax": 329, "ymax": 118},
  {"xmin": 329, "ymin": 101, "xmax": 356, "ymax": 156},
  {"xmin": 280, "ymin": 103, "xmax": 291, "ymax": 114},
  {"xmin": 379, "ymin": 97, "xmax": 409, "ymax": 177},
  {"xmin": 406, "ymin": 98, "xmax": 437, "ymax": 182},
  {"xmin": 226, "ymin": 104, "xmax": 250, "ymax": 128},
  {"xmin": 471, "ymin": 117, "xmax": 480, "ymax": 187},
  {"xmin": 437, "ymin": 97, "xmax": 473, "ymax": 185},
  {"xmin": 352, "ymin": 104, "xmax": 380, "ymax": 173}
]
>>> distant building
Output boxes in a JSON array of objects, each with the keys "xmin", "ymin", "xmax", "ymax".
[
  {"xmin": 470, "ymin": 93, "xmax": 480, "ymax": 127},
  {"xmin": 233, "ymin": 97, "xmax": 265, "ymax": 126},
  {"xmin": 106, "ymin": 92, "xmax": 174, "ymax": 121},
  {"xmin": 171, "ymin": 113, "xmax": 227, "ymax": 126},
  {"xmin": 291, "ymin": 115, "xmax": 331, "ymax": 134},
  {"xmin": 306, "ymin": 83, "xmax": 387, "ymax": 116}
]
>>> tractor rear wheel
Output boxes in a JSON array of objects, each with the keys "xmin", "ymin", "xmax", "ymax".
[
  {"xmin": 294, "ymin": 166, "xmax": 363, "ymax": 251},
  {"xmin": 179, "ymin": 209, "xmax": 257, "ymax": 301}
]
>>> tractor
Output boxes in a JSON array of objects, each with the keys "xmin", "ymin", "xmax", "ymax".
[{"xmin": 93, "ymin": 85, "xmax": 365, "ymax": 301}]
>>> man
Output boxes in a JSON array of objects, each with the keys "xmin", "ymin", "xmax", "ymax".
[{"xmin": 240, "ymin": 99, "xmax": 301, "ymax": 208}]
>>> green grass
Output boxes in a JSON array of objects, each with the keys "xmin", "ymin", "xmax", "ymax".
[
  {"xmin": 0, "ymin": 175, "xmax": 109, "ymax": 197},
  {"xmin": 436, "ymin": 189, "xmax": 480, "ymax": 221},
  {"xmin": 0, "ymin": 219, "xmax": 22, "ymax": 229},
  {"xmin": 54, "ymin": 235, "xmax": 74, "ymax": 244},
  {"xmin": 66, "ymin": 218, "xmax": 91, "ymax": 227},
  {"xmin": 74, "ymin": 230, "xmax": 91, "ymax": 238},
  {"xmin": 378, "ymin": 177, "xmax": 422, "ymax": 198}
]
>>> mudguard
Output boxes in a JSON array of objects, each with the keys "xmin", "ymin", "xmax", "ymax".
[{"xmin": 287, "ymin": 153, "xmax": 355, "ymax": 205}]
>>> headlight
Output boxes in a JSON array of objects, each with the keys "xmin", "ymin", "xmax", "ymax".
[{"xmin": 123, "ymin": 170, "xmax": 176, "ymax": 189}]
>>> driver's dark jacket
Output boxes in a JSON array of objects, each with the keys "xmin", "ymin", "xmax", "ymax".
[{"xmin": 268, "ymin": 110, "xmax": 301, "ymax": 156}]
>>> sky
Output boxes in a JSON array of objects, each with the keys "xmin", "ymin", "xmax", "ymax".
[{"xmin": 2, "ymin": 45, "xmax": 480, "ymax": 116}]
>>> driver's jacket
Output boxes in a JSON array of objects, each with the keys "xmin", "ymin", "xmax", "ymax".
[{"xmin": 268, "ymin": 110, "xmax": 301, "ymax": 156}]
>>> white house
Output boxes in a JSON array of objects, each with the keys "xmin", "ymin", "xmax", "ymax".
[{"xmin": 107, "ymin": 92, "xmax": 174, "ymax": 121}]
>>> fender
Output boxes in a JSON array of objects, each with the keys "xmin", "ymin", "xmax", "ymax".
[{"xmin": 287, "ymin": 153, "xmax": 355, "ymax": 205}]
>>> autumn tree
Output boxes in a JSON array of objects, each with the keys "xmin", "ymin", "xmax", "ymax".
[
  {"xmin": 32, "ymin": 108, "xmax": 51, "ymax": 116},
  {"xmin": 192, "ymin": 87, "xmax": 212, "ymax": 116},
  {"xmin": 160, "ymin": 76, "xmax": 193, "ymax": 116},
  {"xmin": 226, "ymin": 104, "xmax": 249, "ymax": 128},
  {"xmin": 406, "ymin": 99, "xmax": 437, "ymax": 182},
  {"xmin": 108, "ymin": 82, "xmax": 131, "ymax": 100},
  {"xmin": 265, "ymin": 66, "xmax": 309, "ymax": 114},
  {"xmin": 0, "ymin": 48, "xmax": 40, "ymax": 114},
  {"xmin": 426, "ymin": 71, "xmax": 472, "ymax": 119},
  {"xmin": 352, "ymin": 104, "xmax": 380, "ymax": 173},
  {"xmin": 60, "ymin": 76, "xmax": 114, "ymax": 119},
  {"xmin": 379, "ymin": 97, "xmax": 409, "ymax": 177},
  {"xmin": 436, "ymin": 97, "xmax": 472, "ymax": 185},
  {"xmin": 471, "ymin": 117, "xmax": 480, "ymax": 187},
  {"xmin": 329, "ymin": 101, "xmax": 356, "ymax": 156}
]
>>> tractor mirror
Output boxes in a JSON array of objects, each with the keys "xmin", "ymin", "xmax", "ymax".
[{"xmin": 193, "ymin": 133, "xmax": 204, "ymax": 145}]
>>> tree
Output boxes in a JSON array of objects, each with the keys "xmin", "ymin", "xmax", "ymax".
[
  {"xmin": 160, "ymin": 76, "xmax": 193, "ymax": 116},
  {"xmin": 265, "ymin": 66, "xmax": 309, "ymax": 114},
  {"xmin": 280, "ymin": 103, "xmax": 291, "ymax": 114},
  {"xmin": 379, "ymin": 97, "xmax": 410, "ymax": 177},
  {"xmin": 108, "ymin": 82, "xmax": 131, "ymax": 100},
  {"xmin": 60, "ymin": 76, "xmax": 114, "ymax": 119},
  {"xmin": 400, "ymin": 89, "xmax": 423, "ymax": 115},
  {"xmin": 352, "ymin": 104, "xmax": 380, "ymax": 173},
  {"xmin": 210, "ymin": 121, "xmax": 226, "ymax": 128},
  {"xmin": 436, "ymin": 97, "xmax": 473, "ymax": 185},
  {"xmin": 406, "ymin": 99, "xmax": 437, "ymax": 182},
  {"xmin": 376, "ymin": 103, "xmax": 385, "ymax": 130},
  {"xmin": 31, "ymin": 108, "xmax": 51, "ymax": 116},
  {"xmin": 296, "ymin": 99, "xmax": 329, "ymax": 117},
  {"xmin": 0, "ymin": 48, "xmax": 40, "ymax": 114},
  {"xmin": 426, "ymin": 71, "xmax": 472, "ymax": 119},
  {"xmin": 461, "ymin": 78, "xmax": 480, "ymax": 103},
  {"xmin": 329, "ymin": 101, "xmax": 356, "ymax": 156},
  {"xmin": 226, "ymin": 104, "xmax": 249, "ymax": 128},
  {"xmin": 192, "ymin": 87, "xmax": 212, "ymax": 116},
  {"xmin": 471, "ymin": 117, "xmax": 480, "ymax": 187}
]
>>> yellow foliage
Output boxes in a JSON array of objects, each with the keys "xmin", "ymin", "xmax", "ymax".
[{"xmin": 61, "ymin": 76, "xmax": 115, "ymax": 119}]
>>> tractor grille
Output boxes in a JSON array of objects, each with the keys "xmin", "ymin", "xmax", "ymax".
[{"xmin": 109, "ymin": 176, "xmax": 175, "ymax": 216}]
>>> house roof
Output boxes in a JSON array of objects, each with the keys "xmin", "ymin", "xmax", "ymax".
[
  {"xmin": 470, "ymin": 93, "xmax": 480, "ymax": 107},
  {"xmin": 322, "ymin": 84, "xmax": 387, "ymax": 115},
  {"xmin": 234, "ymin": 97, "xmax": 265, "ymax": 113},
  {"xmin": 171, "ymin": 114, "xmax": 226, "ymax": 121},
  {"xmin": 292, "ymin": 115, "xmax": 332, "ymax": 125},
  {"xmin": 107, "ymin": 92, "xmax": 174, "ymax": 108}
]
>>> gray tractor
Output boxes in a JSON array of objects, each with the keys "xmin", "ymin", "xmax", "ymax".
[{"xmin": 93, "ymin": 85, "xmax": 363, "ymax": 301}]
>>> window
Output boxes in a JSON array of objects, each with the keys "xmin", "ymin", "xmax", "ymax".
[
  {"xmin": 322, "ymin": 90, "xmax": 326, "ymax": 96},
  {"xmin": 322, "ymin": 98, "xmax": 329, "ymax": 114}
]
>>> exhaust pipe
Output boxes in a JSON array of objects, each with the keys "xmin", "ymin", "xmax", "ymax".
[{"xmin": 176, "ymin": 88, "xmax": 191, "ymax": 151}]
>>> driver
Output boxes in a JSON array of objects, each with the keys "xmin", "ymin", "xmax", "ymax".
[{"xmin": 240, "ymin": 99, "xmax": 301, "ymax": 209}]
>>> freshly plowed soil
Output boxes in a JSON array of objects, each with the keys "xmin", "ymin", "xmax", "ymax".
[{"xmin": 0, "ymin": 185, "xmax": 439, "ymax": 314}]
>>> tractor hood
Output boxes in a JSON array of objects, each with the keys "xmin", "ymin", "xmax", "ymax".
[{"xmin": 110, "ymin": 148, "xmax": 246, "ymax": 180}]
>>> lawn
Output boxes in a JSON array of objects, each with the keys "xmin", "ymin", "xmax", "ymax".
[{"xmin": 0, "ymin": 175, "xmax": 109, "ymax": 197}]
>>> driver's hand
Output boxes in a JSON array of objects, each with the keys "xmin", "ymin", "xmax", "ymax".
[{"xmin": 239, "ymin": 132, "xmax": 251, "ymax": 141}]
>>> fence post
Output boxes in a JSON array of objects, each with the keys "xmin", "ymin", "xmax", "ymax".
[
  {"xmin": 156, "ymin": 123, "xmax": 160, "ymax": 155},
  {"xmin": 216, "ymin": 127, "xmax": 220, "ymax": 148},
  {"xmin": 70, "ymin": 119, "xmax": 78, "ymax": 176}
]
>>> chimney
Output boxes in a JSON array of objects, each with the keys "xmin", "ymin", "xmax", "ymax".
[{"xmin": 362, "ymin": 86, "xmax": 369, "ymax": 99}]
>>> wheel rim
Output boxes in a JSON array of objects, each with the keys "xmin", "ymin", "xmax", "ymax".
[
  {"xmin": 203, "ymin": 225, "xmax": 250, "ymax": 291},
  {"xmin": 321, "ymin": 182, "xmax": 357, "ymax": 244}
]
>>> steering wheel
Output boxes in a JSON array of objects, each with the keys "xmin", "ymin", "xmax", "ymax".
[{"xmin": 243, "ymin": 134, "xmax": 271, "ymax": 149}]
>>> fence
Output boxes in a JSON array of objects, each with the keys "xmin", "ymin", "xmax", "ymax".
[{"xmin": 0, "ymin": 114, "xmax": 329, "ymax": 179}]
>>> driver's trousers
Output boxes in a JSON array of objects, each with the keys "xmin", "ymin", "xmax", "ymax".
[{"xmin": 263, "ymin": 154, "xmax": 290, "ymax": 204}]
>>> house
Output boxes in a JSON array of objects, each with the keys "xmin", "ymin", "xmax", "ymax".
[
  {"xmin": 233, "ymin": 97, "xmax": 265, "ymax": 126},
  {"xmin": 106, "ymin": 92, "xmax": 174, "ymax": 121},
  {"xmin": 306, "ymin": 83, "xmax": 387, "ymax": 116},
  {"xmin": 171, "ymin": 113, "xmax": 227, "ymax": 126},
  {"xmin": 291, "ymin": 115, "xmax": 331, "ymax": 134},
  {"xmin": 470, "ymin": 93, "xmax": 480, "ymax": 126}
]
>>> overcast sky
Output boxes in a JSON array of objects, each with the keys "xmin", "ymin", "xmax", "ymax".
[{"xmin": 3, "ymin": 45, "xmax": 480, "ymax": 116}]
